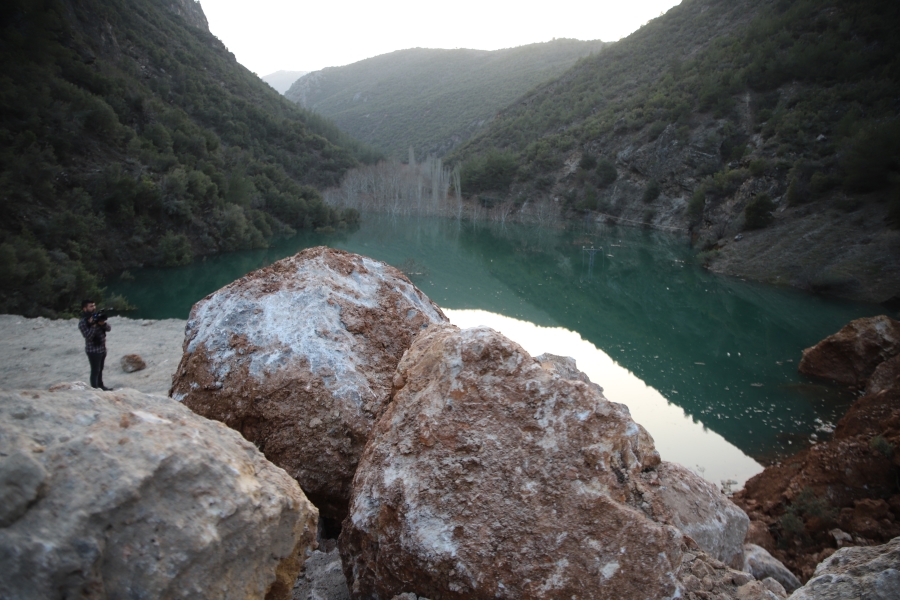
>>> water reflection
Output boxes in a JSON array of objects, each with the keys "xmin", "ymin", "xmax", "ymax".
[
  {"xmin": 445, "ymin": 309, "xmax": 763, "ymax": 488},
  {"xmin": 108, "ymin": 213, "xmax": 885, "ymax": 463}
]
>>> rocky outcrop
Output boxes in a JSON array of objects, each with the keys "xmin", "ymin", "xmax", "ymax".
[
  {"xmin": 798, "ymin": 316, "xmax": 900, "ymax": 386},
  {"xmin": 787, "ymin": 537, "xmax": 900, "ymax": 599},
  {"xmin": 656, "ymin": 461, "xmax": 750, "ymax": 568},
  {"xmin": 743, "ymin": 544, "xmax": 802, "ymax": 593},
  {"xmin": 163, "ymin": 0, "xmax": 209, "ymax": 31},
  {"xmin": 534, "ymin": 352, "xmax": 603, "ymax": 393},
  {"xmin": 0, "ymin": 387, "xmax": 316, "ymax": 600},
  {"xmin": 171, "ymin": 247, "xmax": 447, "ymax": 521},
  {"xmin": 736, "ymin": 315, "xmax": 900, "ymax": 583},
  {"xmin": 292, "ymin": 547, "xmax": 349, "ymax": 600},
  {"xmin": 340, "ymin": 324, "xmax": 747, "ymax": 599},
  {"xmin": 866, "ymin": 354, "xmax": 900, "ymax": 395}
]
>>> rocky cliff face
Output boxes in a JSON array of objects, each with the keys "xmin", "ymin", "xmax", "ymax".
[
  {"xmin": 170, "ymin": 247, "xmax": 447, "ymax": 521},
  {"xmin": 164, "ymin": 0, "xmax": 209, "ymax": 31}
]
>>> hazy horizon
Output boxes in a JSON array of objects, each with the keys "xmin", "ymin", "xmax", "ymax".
[{"xmin": 199, "ymin": 0, "xmax": 682, "ymax": 75}]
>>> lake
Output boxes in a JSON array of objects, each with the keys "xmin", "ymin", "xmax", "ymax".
[{"xmin": 108, "ymin": 214, "xmax": 885, "ymax": 488}]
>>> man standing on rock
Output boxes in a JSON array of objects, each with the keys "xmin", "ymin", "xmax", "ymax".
[{"xmin": 78, "ymin": 299, "xmax": 112, "ymax": 390}]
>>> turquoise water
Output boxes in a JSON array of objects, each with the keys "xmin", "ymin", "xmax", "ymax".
[{"xmin": 107, "ymin": 214, "xmax": 886, "ymax": 464}]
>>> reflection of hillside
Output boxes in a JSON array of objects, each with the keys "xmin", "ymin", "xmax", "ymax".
[{"xmin": 452, "ymin": 220, "xmax": 879, "ymax": 460}]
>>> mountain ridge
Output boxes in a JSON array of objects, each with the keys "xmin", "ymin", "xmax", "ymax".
[
  {"xmin": 285, "ymin": 40, "xmax": 607, "ymax": 159},
  {"xmin": 0, "ymin": 0, "xmax": 380, "ymax": 316},
  {"xmin": 448, "ymin": 0, "xmax": 900, "ymax": 304}
]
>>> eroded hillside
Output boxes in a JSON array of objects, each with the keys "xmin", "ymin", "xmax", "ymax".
[{"xmin": 450, "ymin": 0, "xmax": 900, "ymax": 304}]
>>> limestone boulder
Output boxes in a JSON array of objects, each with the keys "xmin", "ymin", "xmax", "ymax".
[
  {"xmin": 341, "ymin": 324, "xmax": 747, "ymax": 599},
  {"xmin": 787, "ymin": 537, "xmax": 900, "ymax": 599},
  {"xmin": 743, "ymin": 544, "xmax": 802, "ymax": 593},
  {"xmin": 655, "ymin": 461, "xmax": 749, "ymax": 567},
  {"xmin": 0, "ymin": 387, "xmax": 316, "ymax": 600},
  {"xmin": 170, "ymin": 247, "xmax": 447, "ymax": 520},
  {"xmin": 534, "ymin": 352, "xmax": 603, "ymax": 393},
  {"xmin": 798, "ymin": 315, "xmax": 900, "ymax": 386}
]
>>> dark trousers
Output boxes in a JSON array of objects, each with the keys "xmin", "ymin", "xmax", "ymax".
[{"xmin": 87, "ymin": 351, "xmax": 106, "ymax": 389}]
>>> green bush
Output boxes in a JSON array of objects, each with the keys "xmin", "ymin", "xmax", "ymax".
[
  {"xmin": 870, "ymin": 434, "xmax": 895, "ymax": 459},
  {"xmin": 576, "ymin": 186, "xmax": 599, "ymax": 211},
  {"xmin": 687, "ymin": 190, "xmax": 706, "ymax": 222},
  {"xmin": 744, "ymin": 193, "xmax": 776, "ymax": 230},
  {"xmin": 595, "ymin": 159, "xmax": 617, "ymax": 187},
  {"xmin": 642, "ymin": 179, "xmax": 661, "ymax": 203},
  {"xmin": 841, "ymin": 122, "xmax": 900, "ymax": 192},
  {"xmin": 158, "ymin": 232, "xmax": 193, "ymax": 267},
  {"xmin": 461, "ymin": 149, "xmax": 519, "ymax": 194},
  {"xmin": 579, "ymin": 152, "xmax": 597, "ymax": 170},
  {"xmin": 749, "ymin": 159, "xmax": 769, "ymax": 177}
]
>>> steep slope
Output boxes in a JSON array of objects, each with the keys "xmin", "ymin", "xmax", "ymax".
[
  {"xmin": 0, "ymin": 0, "xmax": 381, "ymax": 316},
  {"xmin": 450, "ymin": 0, "xmax": 900, "ymax": 304},
  {"xmin": 285, "ymin": 40, "xmax": 606, "ymax": 160},
  {"xmin": 262, "ymin": 70, "xmax": 308, "ymax": 94}
]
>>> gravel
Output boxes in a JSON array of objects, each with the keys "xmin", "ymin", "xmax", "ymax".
[{"xmin": 0, "ymin": 315, "xmax": 186, "ymax": 396}]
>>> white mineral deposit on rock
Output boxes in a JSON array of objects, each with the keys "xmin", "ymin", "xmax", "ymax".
[
  {"xmin": 341, "ymin": 324, "xmax": 749, "ymax": 600},
  {"xmin": 0, "ymin": 387, "xmax": 317, "ymax": 600},
  {"xmin": 170, "ymin": 247, "xmax": 447, "ymax": 520}
]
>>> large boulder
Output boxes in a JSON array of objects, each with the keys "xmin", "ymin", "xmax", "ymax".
[
  {"xmin": 787, "ymin": 536, "xmax": 900, "ymax": 599},
  {"xmin": 655, "ymin": 461, "xmax": 749, "ymax": 568},
  {"xmin": 798, "ymin": 315, "xmax": 900, "ymax": 386},
  {"xmin": 340, "ymin": 324, "xmax": 747, "ymax": 599},
  {"xmin": 743, "ymin": 544, "xmax": 802, "ymax": 593},
  {"xmin": 0, "ymin": 387, "xmax": 317, "ymax": 600},
  {"xmin": 866, "ymin": 354, "xmax": 900, "ymax": 395},
  {"xmin": 170, "ymin": 247, "xmax": 447, "ymax": 521}
]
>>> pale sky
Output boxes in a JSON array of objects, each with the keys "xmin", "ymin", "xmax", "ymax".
[{"xmin": 198, "ymin": 0, "xmax": 682, "ymax": 76}]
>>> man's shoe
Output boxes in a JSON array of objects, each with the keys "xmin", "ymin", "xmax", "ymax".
[{"xmin": 100, "ymin": 386, "xmax": 113, "ymax": 391}]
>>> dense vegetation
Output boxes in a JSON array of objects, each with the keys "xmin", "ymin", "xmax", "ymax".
[
  {"xmin": 450, "ymin": 0, "xmax": 900, "ymax": 224},
  {"xmin": 285, "ymin": 40, "xmax": 606, "ymax": 160},
  {"xmin": 0, "ymin": 0, "xmax": 381, "ymax": 316}
]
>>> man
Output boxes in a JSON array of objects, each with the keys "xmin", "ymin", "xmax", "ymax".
[{"xmin": 78, "ymin": 299, "xmax": 112, "ymax": 391}]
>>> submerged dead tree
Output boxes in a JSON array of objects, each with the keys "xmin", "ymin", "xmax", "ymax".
[
  {"xmin": 324, "ymin": 155, "xmax": 462, "ymax": 219},
  {"xmin": 324, "ymin": 152, "xmax": 564, "ymax": 228}
]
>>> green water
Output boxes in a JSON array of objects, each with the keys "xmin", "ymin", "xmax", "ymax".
[{"xmin": 108, "ymin": 214, "xmax": 887, "ymax": 463}]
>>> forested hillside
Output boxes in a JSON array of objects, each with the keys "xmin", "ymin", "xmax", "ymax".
[
  {"xmin": 450, "ymin": 0, "xmax": 900, "ymax": 303},
  {"xmin": 0, "ymin": 0, "xmax": 380, "ymax": 317},
  {"xmin": 285, "ymin": 40, "xmax": 606, "ymax": 160}
]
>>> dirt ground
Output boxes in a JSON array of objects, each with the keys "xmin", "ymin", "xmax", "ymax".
[{"xmin": 0, "ymin": 315, "xmax": 186, "ymax": 396}]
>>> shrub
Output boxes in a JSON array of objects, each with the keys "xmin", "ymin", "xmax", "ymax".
[
  {"xmin": 461, "ymin": 150, "xmax": 519, "ymax": 194},
  {"xmin": 158, "ymin": 232, "xmax": 193, "ymax": 267},
  {"xmin": 648, "ymin": 121, "xmax": 667, "ymax": 141},
  {"xmin": 744, "ymin": 193, "xmax": 776, "ymax": 230},
  {"xmin": 786, "ymin": 176, "xmax": 806, "ymax": 206},
  {"xmin": 841, "ymin": 121, "xmax": 900, "ymax": 192},
  {"xmin": 579, "ymin": 152, "xmax": 597, "ymax": 170},
  {"xmin": 642, "ymin": 179, "xmax": 661, "ymax": 203},
  {"xmin": 576, "ymin": 186, "xmax": 599, "ymax": 211},
  {"xmin": 749, "ymin": 159, "xmax": 769, "ymax": 177},
  {"xmin": 595, "ymin": 159, "xmax": 617, "ymax": 187},
  {"xmin": 687, "ymin": 190, "xmax": 706, "ymax": 222},
  {"xmin": 870, "ymin": 434, "xmax": 895, "ymax": 459}
]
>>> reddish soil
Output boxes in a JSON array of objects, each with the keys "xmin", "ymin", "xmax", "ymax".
[{"xmin": 733, "ymin": 387, "xmax": 900, "ymax": 582}]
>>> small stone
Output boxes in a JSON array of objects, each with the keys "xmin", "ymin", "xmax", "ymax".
[{"xmin": 120, "ymin": 354, "xmax": 147, "ymax": 373}]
